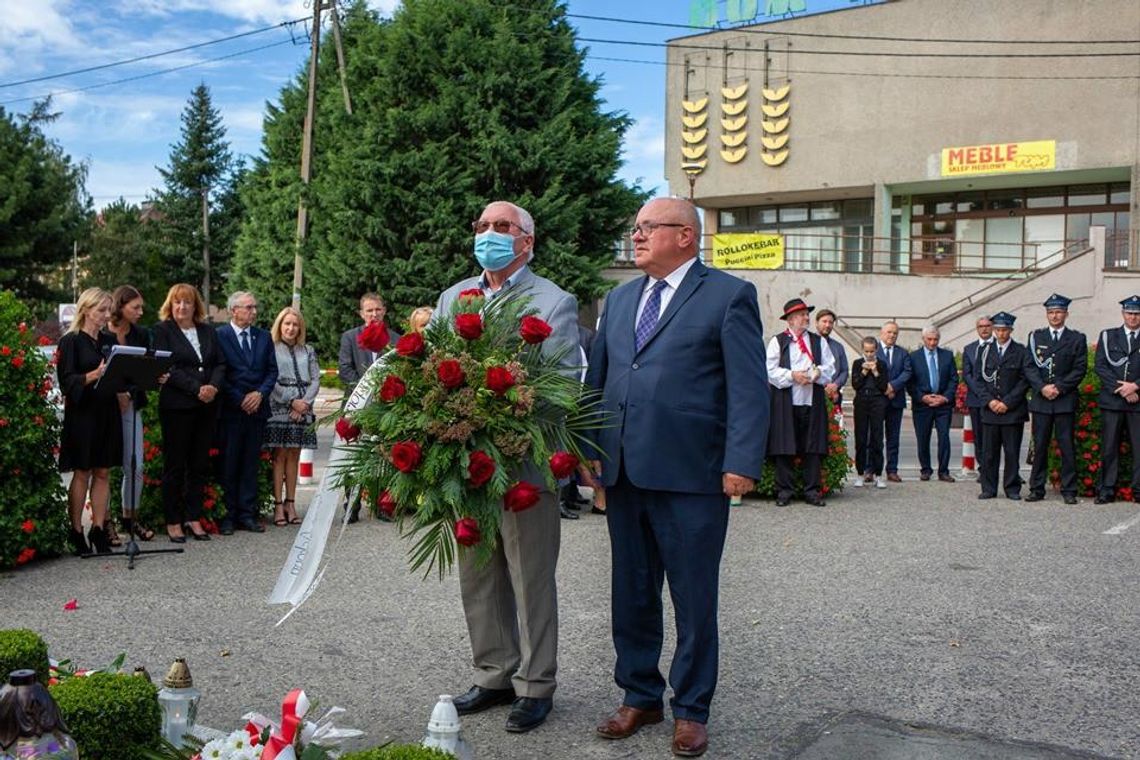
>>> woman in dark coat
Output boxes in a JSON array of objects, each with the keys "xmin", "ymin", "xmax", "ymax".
[
  {"xmin": 151, "ymin": 283, "xmax": 226, "ymax": 542},
  {"xmin": 58, "ymin": 287, "xmax": 121, "ymax": 554}
]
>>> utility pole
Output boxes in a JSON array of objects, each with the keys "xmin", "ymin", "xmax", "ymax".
[
  {"xmin": 330, "ymin": 1, "xmax": 353, "ymax": 115},
  {"xmin": 291, "ymin": 0, "xmax": 323, "ymax": 311},
  {"xmin": 71, "ymin": 241, "xmax": 78, "ymax": 302},
  {"xmin": 201, "ymin": 186, "xmax": 211, "ymax": 311}
]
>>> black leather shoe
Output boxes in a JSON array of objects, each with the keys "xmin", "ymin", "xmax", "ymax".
[
  {"xmin": 559, "ymin": 502, "xmax": 580, "ymax": 520},
  {"xmin": 219, "ymin": 521, "xmax": 235, "ymax": 535},
  {"xmin": 505, "ymin": 697, "xmax": 552, "ymax": 733},
  {"xmin": 775, "ymin": 497, "xmax": 790, "ymax": 507},
  {"xmin": 169, "ymin": 535, "xmax": 187, "ymax": 544},
  {"xmin": 347, "ymin": 503, "xmax": 361, "ymax": 524},
  {"xmin": 1006, "ymin": 493, "xmax": 1021, "ymax": 501},
  {"xmin": 919, "ymin": 472, "xmax": 931, "ymax": 481},
  {"xmin": 1063, "ymin": 495, "xmax": 1078, "ymax": 505},
  {"xmin": 1094, "ymin": 495, "xmax": 1114, "ymax": 505},
  {"xmin": 237, "ymin": 521, "xmax": 266, "ymax": 533},
  {"xmin": 978, "ymin": 493, "xmax": 996, "ymax": 500},
  {"xmin": 1025, "ymin": 493, "xmax": 1045, "ymax": 503},
  {"xmin": 804, "ymin": 495, "xmax": 826, "ymax": 507},
  {"xmin": 191, "ymin": 531, "xmax": 211, "ymax": 541},
  {"xmin": 452, "ymin": 685, "xmax": 515, "ymax": 715}
]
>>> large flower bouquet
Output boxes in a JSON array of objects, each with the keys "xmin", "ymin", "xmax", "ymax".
[{"xmin": 334, "ymin": 290, "xmax": 601, "ymax": 576}]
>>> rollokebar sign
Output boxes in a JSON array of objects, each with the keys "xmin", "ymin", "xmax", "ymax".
[
  {"xmin": 711, "ymin": 232, "xmax": 784, "ymax": 269},
  {"xmin": 940, "ymin": 140, "xmax": 1055, "ymax": 177}
]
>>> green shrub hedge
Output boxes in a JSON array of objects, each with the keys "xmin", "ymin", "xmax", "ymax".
[
  {"xmin": 49, "ymin": 672, "xmax": 160, "ymax": 759},
  {"xmin": 0, "ymin": 629, "xmax": 50, "ymax": 685},
  {"xmin": 341, "ymin": 745, "xmax": 457, "ymax": 760}
]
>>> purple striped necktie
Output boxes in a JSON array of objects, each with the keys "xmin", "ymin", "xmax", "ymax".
[{"xmin": 635, "ymin": 280, "xmax": 668, "ymax": 351}]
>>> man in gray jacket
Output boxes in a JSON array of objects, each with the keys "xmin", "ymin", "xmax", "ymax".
[{"xmin": 436, "ymin": 200, "xmax": 579, "ymax": 734}]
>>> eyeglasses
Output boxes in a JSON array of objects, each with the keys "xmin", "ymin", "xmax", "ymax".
[
  {"xmin": 629, "ymin": 222, "xmax": 687, "ymax": 238},
  {"xmin": 234, "ymin": 304, "xmax": 258, "ymax": 311},
  {"xmin": 472, "ymin": 219, "xmax": 531, "ymax": 235}
]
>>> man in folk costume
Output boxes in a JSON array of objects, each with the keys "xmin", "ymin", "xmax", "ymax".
[
  {"xmin": 1093, "ymin": 295, "xmax": 1140, "ymax": 504},
  {"xmin": 974, "ymin": 311, "xmax": 1032, "ymax": 500},
  {"xmin": 1024, "ymin": 294, "xmax": 1088, "ymax": 505},
  {"xmin": 766, "ymin": 298, "xmax": 835, "ymax": 507}
]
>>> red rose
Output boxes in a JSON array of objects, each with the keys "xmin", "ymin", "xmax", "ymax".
[
  {"xmin": 437, "ymin": 359, "xmax": 465, "ymax": 389},
  {"xmin": 396, "ymin": 332, "xmax": 425, "ymax": 357},
  {"xmin": 519, "ymin": 316, "xmax": 553, "ymax": 344},
  {"xmin": 455, "ymin": 313, "xmax": 484, "ymax": 340},
  {"xmin": 503, "ymin": 481, "xmax": 541, "ymax": 512},
  {"xmin": 21, "ymin": 520, "xmax": 35, "ymax": 534},
  {"xmin": 549, "ymin": 451, "xmax": 579, "ymax": 479},
  {"xmin": 458, "ymin": 288, "xmax": 485, "ymax": 303},
  {"xmin": 454, "ymin": 517, "xmax": 481, "ymax": 547},
  {"xmin": 358, "ymin": 321, "xmax": 391, "ymax": 352},
  {"xmin": 377, "ymin": 490, "xmax": 398, "ymax": 518},
  {"xmin": 335, "ymin": 417, "xmax": 362, "ymax": 442},
  {"xmin": 467, "ymin": 451, "xmax": 496, "ymax": 488},
  {"xmin": 391, "ymin": 441, "xmax": 423, "ymax": 473},
  {"xmin": 485, "ymin": 366, "xmax": 515, "ymax": 396},
  {"xmin": 380, "ymin": 374, "xmax": 407, "ymax": 402}
]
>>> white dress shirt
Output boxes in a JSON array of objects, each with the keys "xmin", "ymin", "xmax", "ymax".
[
  {"xmin": 634, "ymin": 257, "xmax": 697, "ymax": 325},
  {"xmin": 766, "ymin": 329, "xmax": 835, "ymax": 406}
]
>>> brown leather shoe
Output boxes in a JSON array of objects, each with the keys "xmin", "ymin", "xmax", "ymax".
[
  {"xmin": 938, "ymin": 474, "xmax": 956, "ymax": 483},
  {"xmin": 887, "ymin": 473, "xmax": 902, "ymax": 483},
  {"xmin": 596, "ymin": 705, "xmax": 664, "ymax": 739},
  {"xmin": 672, "ymin": 719, "xmax": 708, "ymax": 757}
]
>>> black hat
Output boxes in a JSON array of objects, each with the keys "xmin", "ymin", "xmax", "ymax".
[
  {"xmin": 991, "ymin": 311, "xmax": 1016, "ymax": 327},
  {"xmin": 1043, "ymin": 293, "xmax": 1071, "ymax": 310},
  {"xmin": 1120, "ymin": 295, "xmax": 1140, "ymax": 314},
  {"xmin": 780, "ymin": 298, "xmax": 814, "ymax": 320}
]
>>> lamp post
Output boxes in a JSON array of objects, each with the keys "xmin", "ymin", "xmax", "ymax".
[
  {"xmin": 681, "ymin": 161, "xmax": 704, "ymax": 201},
  {"xmin": 157, "ymin": 659, "xmax": 201, "ymax": 748}
]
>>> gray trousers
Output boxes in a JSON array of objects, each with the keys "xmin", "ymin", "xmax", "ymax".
[
  {"xmin": 458, "ymin": 490, "xmax": 560, "ymax": 698},
  {"xmin": 120, "ymin": 403, "xmax": 144, "ymax": 513}
]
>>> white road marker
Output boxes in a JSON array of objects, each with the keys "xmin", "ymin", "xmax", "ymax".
[{"xmin": 1104, "ymin": 512, "xmax": 1140, "ymax": 535}]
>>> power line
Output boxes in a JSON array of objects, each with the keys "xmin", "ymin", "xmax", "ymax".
[
  {"xmin": 0, "ymin": 39, "xmax": 296, "ymax": 107},
  {"xmin": 560, "ymin": 10, "xmax": 1140, "ymax": 46},
  {"xmin": 580, "ymin": 36, "xmax": 1140, "ymax": 60},
  {"xmin": 0, "ymin": 17, "xmax": 308, "ymax": 90},
  {"xmin": 588, "ymin": 54, "xmax": 1140, "ymax": 82}
]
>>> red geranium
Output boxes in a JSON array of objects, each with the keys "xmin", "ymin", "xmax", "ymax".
[
  {"xmin": 11, "ymin": 355, "xmax": 23, "ymax": 369},
  {"xmin": 455, "ymin": 313, "xmax": 484, "ymax": 340},
  {"xmin": 380, "ymin": 375, "xmax": 407, "ymax": 402},
  {"xmin": 396, "ymin": 332, "xmax": 425, "ymax": 357},
  {"xmin": 15, "ymin": 548, "xmax": 35, "ymax": 565},
  {"xmin": 0, "ymin": 346, "xmax": 8, "ymax": 356},
  {"xmin": 519, "ymin": 316, "xmax": 553, "ymax": 344},
  {"xmin": 467, "ymin": 451, "xmax": 496, "ymax": 488},
  {"xmin": 377, "ymin": 490, "xmax": 398, "ymax": 518},
  {"xmin": 391, "ymin": 441, "xmax": 423, "ymax": 473},
  {"xmin": 20, "ymin": 520, "xmax": 34, "ymax": 534},
  {"xmin": 504, "ymin": 481, "xmax": 541, "ymax": 512},
  {"xmin": 37, "ymin": 335, "xmax": 50, "ymax": 346},
  {"xmin": 335, "ymin": 417, "xmax": 362, "ymax": 442},
  {"xmin": 437, "ymin": 359, "xmax": 465, "ymax": 389},
  {"xmin": 549, "ymin": 451, "xmax": 578, "ymax": 479},
  {"xmin": 485, "ymin": 366, "xmax": 515, "ymax": 396},
  {"xmin": 454, "ymin": 517, "xmax": 481, "ymax": 547},
  {"xmin": 358, "ymin": 321, "xmax": 391, "ymax": 352}
]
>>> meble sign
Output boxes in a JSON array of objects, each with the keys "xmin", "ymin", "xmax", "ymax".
[{"xmin": 940, "ymin": 140, "xmax": 1056, "ymax": 177}]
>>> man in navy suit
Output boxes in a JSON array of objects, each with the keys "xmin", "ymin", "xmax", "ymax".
[
  {"xmin": 216, "ymin": 290, "xmax": 278, "ymax": 534},
  {"xmin": 908, "ymin": 325, "xmax": 959, "ymax": 482},
  {"xmin": 1093, "ymin": 295, "xmax": 1140, "ymax": 504},
  {"xmin": 816, "ymin": 309, "xmax": 848, "ymax": 404},
  {"xmin": 878, "ymin": 320, "xmax": 912, "ymax": 482},
  {"xmin": 961, "ymin": 316, "xmax": 994, "ymax": 478},
  {"xmin": 584, "ymin": 198, "xmax": 768, "ymax": 758},
  {"xmin": 974, "ymin": 311, "xmax": 1031, "ymax": 500}
]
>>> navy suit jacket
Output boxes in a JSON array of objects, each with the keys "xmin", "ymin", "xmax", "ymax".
[
  {"xmin": 962, "ymin": 339, "xmax": 989, "ymax": 408},
  {"xmin": 585, "ymin": 260, "xmax": 769, "ymax": 494},
  {"xmin": 877, "ymin": 343, "xmax": 913, "ymax": 410},
  {"xmin": 907, "ymin": 347, "xmax": 958, "ymax": 412},
  {"xmin": 216, "ymin": 324, "xmax": 278, "ymax": 417}
]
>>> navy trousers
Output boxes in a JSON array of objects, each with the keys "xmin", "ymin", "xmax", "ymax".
[
  {"xmin": 219, "ymin": 411, "xmax": 266, "ymax": 526},
  {"xmin": 606, "ymin": 463, "xmax": 729, "ymax": 723},
  {"xmin": 913, "ymin": 406, "xmax": 952, "ymax": 476},
  {"xmin": 884, "ymin": 405, "xmax": 904, "ymax": 474}
]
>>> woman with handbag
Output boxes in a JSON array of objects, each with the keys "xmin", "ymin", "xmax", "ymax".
[{"xmin": 265, "ymin": 306, "xmax": 319, "ymax": 526}]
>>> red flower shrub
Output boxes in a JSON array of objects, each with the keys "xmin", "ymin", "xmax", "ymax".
[
  {"xmin": 391, "ymin": 441, "xmax": 423, "ymax": 473},
  {"xmin": 519, "ymin": 316, "xmax": 552, "ymax": 345},
  {"xmin": 455, "ymin": 313, "xmax": 484, "ymax": 340},
  {"xmin": 503, "ymin": 481, "xmax": 541, "ymax": 512},
  {"xmin": 467, "ymin": 451, "xmax": 496, "ymax": 488}
]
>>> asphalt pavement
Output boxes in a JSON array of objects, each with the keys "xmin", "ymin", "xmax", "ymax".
[{"xmin": 5, "ymin": 393, "xmax": 1136, "ymax": 759}]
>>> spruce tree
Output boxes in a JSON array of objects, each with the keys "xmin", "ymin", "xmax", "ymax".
[
  {"xmin": 153, "ymin": 84, "xmax": 240, "ymax": 307},
  {"xmin": 232, "ymin": 0, "xmax": 646, "ymax": 352},
  {"xmin": 82, "ymin": 200, "xmax": 168, "ymax": 310}
]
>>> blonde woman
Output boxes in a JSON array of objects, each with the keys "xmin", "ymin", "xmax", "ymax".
[
  {"xmin": 408, "ymin": 306, "xmax": 434, "ymax": 334},
  {"xmin": 57, "ymin": 287, "xmax": 121, "ymax": 555},
  {"xmin": 265, "ymin": 307, "xmax": 319, "ymax": 526}
]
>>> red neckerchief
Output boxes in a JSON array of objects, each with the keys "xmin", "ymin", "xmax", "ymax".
[{"xmin": 786, "ymin": 329, "xmax": 814, "ymax": 363}]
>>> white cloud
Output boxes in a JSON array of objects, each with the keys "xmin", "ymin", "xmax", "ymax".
[
  {"xmin": 83, "ymin": 159, "xmax": 164, "ymax": 205},
  {"xmin": 619, "ymin": 114, "xmax": 667, "ymax": 195}
]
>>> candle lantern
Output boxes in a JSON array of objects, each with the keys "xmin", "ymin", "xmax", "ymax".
[
  {"xmin": 422, "ymin": 695, "xmax": 473, "ymax": 760},
  {"xmin": 156, "ymin": 659, "xmax": 201, "ymax": 748},
  {"xmin": 0, "ymin": 669, "xmax": 79, "ymax": 759}
]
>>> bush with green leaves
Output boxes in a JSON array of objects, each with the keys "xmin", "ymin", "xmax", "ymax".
[
  {"xmin": 340, "ymin": 745, "xmax": 457, "ymax": 760},
  {"xmin": 49, "ymin": 672, "xmax": 160, "ymax": 760},
  {"xmin": 0, "ymin": 291, "xmax": 68, "ymax": 568},
  {"xmin": 0, "ymin": 629, "xmax": 50, "ymax": 685}
]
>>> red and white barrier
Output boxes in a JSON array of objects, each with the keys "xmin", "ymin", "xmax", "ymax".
[
  {"xmin": 960, "ymin": 413, "xmax": 976, "ymax": 476},
  {"xmin": 298, "ymin": 448, "xmax": 315, "ymax": 485}
]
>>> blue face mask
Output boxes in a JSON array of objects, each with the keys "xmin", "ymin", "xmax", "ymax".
[{"xmin": 474, "ymin": 231, "xmax": 519, "ymax": 272}]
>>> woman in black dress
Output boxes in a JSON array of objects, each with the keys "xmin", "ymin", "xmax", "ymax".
[
  {"xmin": 58, "ymin": 287, "xmax": 121, "ymax": 555},
  {"xmin": 102, "ymin": 284, "xmax": 156, "ymax": 543},
  {"xmin": 151, "ymin": 283, "xmax": 225, "ymax": 542}
]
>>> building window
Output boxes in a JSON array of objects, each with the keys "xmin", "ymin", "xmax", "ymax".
[{"xmin": 1068, "ymin": 184, "xmax": 1107, "ymax": 206}]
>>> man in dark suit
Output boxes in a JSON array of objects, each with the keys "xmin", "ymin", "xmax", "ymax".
[
  {"xmin": 878, "ymin": 320, "xmax": 912, "ymax": 482},
  {"xmin": 1093, "ymin": 295, "xmax": 1140, "ymax": 504},
  {"xmin": 337, "ymin": 292, "xmax": 400, "ymax": 394},
  {"xmin": 215, "ymin": 291, "xmax": 277, "ymax": 534},
  {"xmin": 962, "ymin": 315, "xmax": 994, "ymax": 478},
  {"xmin": 908, "ymin": 325, "xmax": 959, "ymax": 482},
  {"xmin": 1024, "ymin": 294, "xmax": 1088, "ymax": 505},
  {"xmin": 974, "ymin": 311, "xmax": 1031, "ymax": 500},
  {"xmin": 816, "ymin": 308, "xmax": 848, "ymax": 404},
  {"xmin": 584, "ymin": 198, "xmax": 768, "ymax": 758}
]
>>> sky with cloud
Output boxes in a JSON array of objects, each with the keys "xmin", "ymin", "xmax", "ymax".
[{"xmin": 0, "ymin": 1, "xmax": 860, "ymax": 208}]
